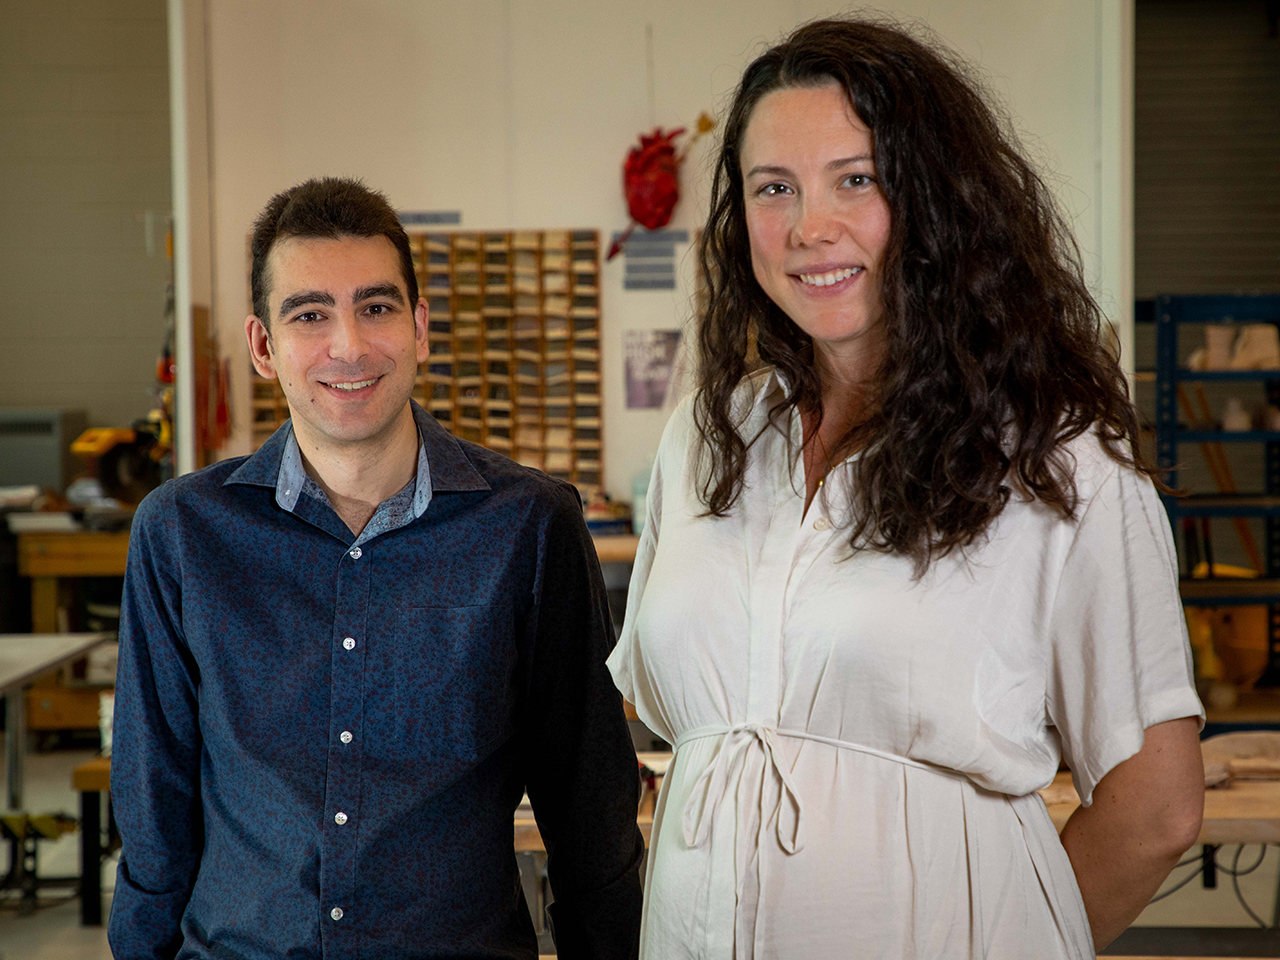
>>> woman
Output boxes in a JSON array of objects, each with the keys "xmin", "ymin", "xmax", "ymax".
[{"xmin": 607, "ymin": 16, "xmax": 1204, "ymax": 960}]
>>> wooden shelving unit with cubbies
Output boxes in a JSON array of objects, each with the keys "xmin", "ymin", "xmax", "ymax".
[{"xmin": 250, "ymin": 229, "xmax": 604, "ymax": 498}]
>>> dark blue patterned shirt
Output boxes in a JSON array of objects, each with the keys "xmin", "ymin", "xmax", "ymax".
[{"xmin": 109, "ymin": 402, "xmax": 643, "ymax": 960}]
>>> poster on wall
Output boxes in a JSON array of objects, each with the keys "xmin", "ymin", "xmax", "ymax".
[{"xmin": 625, "ymin": 330, "xmax": 683, "ymax": 409}]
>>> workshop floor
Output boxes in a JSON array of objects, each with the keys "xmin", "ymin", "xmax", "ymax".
[
  {"xmin": 0, "ymin": 743, "xmax": 117, "ymax": 960},
  {"xmin": 3, "ymin": 744, "xmax": 1280, "ymax": 959}
]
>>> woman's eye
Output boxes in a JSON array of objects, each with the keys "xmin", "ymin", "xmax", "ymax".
[
  {"xmin": 843, "ymin": 174, "xmax": 874, "ymax": 188},
  {"xmin": 758, "ymin": 182, "xmax": 792, "ymax": 197}
]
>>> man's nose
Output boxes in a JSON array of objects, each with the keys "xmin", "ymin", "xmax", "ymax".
[{"xmin": 328, "ymin": 313, "xmax": 368, "ymax": 362}]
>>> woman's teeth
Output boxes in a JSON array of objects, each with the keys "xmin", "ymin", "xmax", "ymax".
[
  {"xmin": 798, "ymin": 267, "xmax": 859, "ymax": 287},
  {"xmin": 329, "ymin": 379, "xmax": 377, "ymax": 391}
]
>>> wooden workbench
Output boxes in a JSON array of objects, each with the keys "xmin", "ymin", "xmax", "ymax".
[
  {"xmin": 514, "ymin": 764, "xmax": 1280, "ymax": 856},
  {"xmin": 1203, "ymin": 688, "xmax": 1280, "ymax": 727},
  {"xmin": 515, "ymin": 779, "xmax": 656, "ymax": 853},
  {"xmin": 591, "ymin": 534, "xmax": 639, "ymax": 565},
  {"xmin": 16, "ymin": 529, "xmax": 131, "ymax": 634},
  {"xmin": 1043, "ymin": 770, "xmax": 1280, "ymax": 844},
  {"xmin": 15, "ymin": 528, "xmax": 639, "ymax": 637}
]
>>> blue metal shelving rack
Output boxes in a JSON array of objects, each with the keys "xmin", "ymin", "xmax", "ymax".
[{"xmin": 1154, "ymin": 294, "xmax": 1280, "ymax": 683}]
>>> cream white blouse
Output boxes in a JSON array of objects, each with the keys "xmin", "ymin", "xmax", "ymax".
[{"xmin": 607, "ymin": 368, "xmax": 1203, "ymax": 960}]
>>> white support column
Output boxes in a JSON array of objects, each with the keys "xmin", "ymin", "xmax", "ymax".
[
  {"xmin": 167, "ymin": 0, "xmax": 213, "ymax": 475},
  {"xmin": 1098, "ymin": 0, "xmax": 1136, "ymax": 375},
  {"xmin": 168, "ymin": 0, "xmax": 194, "ymax": 475}
]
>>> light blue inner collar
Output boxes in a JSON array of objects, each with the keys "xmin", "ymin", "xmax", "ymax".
[{"xmin": 274, "ymin": 419, "xmax": 433, "ymax": 529}]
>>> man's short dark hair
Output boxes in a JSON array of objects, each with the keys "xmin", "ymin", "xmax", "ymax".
[{"xmin": 250, "ymin": 177, "xmax": 418, "ymax": 329}]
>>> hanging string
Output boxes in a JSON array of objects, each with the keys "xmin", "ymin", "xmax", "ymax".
[{"xmin": 645, "ymin": 23, "xmax": 656, "ymax": 128}]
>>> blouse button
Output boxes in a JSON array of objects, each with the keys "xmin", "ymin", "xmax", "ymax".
[
  {"xmin": 340, "ymin": 731, "xmax": 353, "ymax": 744},
  {"xmin": 343, "ymin": 637, "xmax": 356, "ymax": 650},
  {"xmin": 814, "ymin": 517, "xmax": 830, "ymax": 531},
  {"xmin": 330, "ymin": 906, "xmax": 344, "ymax": 921},
  {"xmin": 335, "ymin": 812, "xmax": 348, "ymax": 825},
  {"xmin": 349, "ymin": 546, "xmax": 363, "ymax": 559}
]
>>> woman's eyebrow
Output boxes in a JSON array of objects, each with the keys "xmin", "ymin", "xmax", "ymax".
[
  {"xmin": 745, "ymin": 154, "xmax": 874, "ymax": 179},
  {"xmin": 745, "ymin": 164, "xmax": 793, "ymax": 179},
  {"xmin": 825, "ymin": 154, "xmax": 874, "ymax": 170}
]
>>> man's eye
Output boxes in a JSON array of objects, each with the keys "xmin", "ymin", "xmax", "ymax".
[
  {"xmin": 295, "ymin": 311, "xmax": 323, "ymax": 323},
  {"xmin": 366, "ymin": 303, "xmax": 391, "ymax": 316}
]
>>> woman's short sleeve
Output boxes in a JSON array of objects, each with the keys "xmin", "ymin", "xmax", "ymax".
[
  {"xmin": 1046, "ymin": 459, "xmax": 1204, "ymax": 806},
  {"xmin": 606, "ymin": 452, "xmax": 660, "ymax": 709}
]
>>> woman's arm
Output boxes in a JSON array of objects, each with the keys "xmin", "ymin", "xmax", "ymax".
[{"xmin": 1059, "ymin": 716, "xmax": 1204, "ymax": 951}]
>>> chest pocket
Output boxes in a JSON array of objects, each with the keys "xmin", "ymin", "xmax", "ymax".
[{"xmin": 385, "ymin": 603, "xmax": 516, "ymax": 760}]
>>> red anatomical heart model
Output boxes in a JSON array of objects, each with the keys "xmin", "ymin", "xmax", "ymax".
[
  {"xmin": 608, "ymin": 112, "xmax": 716, "ymax": 260},
  {"xmin": 625, "ymin": 127, "xmax": 685, "ymax": 231}
]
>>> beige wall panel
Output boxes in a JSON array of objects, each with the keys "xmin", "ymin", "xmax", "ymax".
[{"xmin": 201, "ymin": 0, "xmax": 1125, "ymax": 501}]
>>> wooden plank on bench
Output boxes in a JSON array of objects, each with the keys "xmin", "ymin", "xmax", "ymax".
[{"xmin": 72, "ymin": 756, "xmax": 111, "ymax": 793}]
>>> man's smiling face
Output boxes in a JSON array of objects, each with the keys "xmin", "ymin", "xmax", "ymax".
[{"xmin": 247, "ymin": 234, "xmax": 429, "ymax": 455}]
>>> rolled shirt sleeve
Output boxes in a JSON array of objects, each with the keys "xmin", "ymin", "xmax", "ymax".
[{"xmin": 1047, "ymin": 461, "xmax": 1204, "ymax": 806}]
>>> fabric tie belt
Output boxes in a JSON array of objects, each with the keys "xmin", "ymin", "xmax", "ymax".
[{"xmin": 673, "ymin": 723, "xmax": 960, "ymax": 959}]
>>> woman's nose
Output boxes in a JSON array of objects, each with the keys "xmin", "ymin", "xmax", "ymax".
[{"xmin": 790, "ymin": 198, "xmax": 839, "ymax": 247}]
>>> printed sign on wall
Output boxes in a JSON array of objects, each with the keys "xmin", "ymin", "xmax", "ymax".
[
  {"xmin": 625, "ymin": 330, "xmax": 683, "ymax": 409},
  {"xmin": 613, "ymin": 229, "xmax": 688, "ymax": 291}
]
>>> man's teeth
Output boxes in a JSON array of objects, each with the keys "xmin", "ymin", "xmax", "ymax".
[
  {"xmin": 328, "ymin": 379, "xmax": 377, "ymax": 391},
  {"xmin": 799, "ymin": 267, "xmax": 860, "ymax": 287}
]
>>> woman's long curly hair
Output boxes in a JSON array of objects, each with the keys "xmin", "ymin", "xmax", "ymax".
[{"xmin": 694, "ymin": 16, "xmax": 1157, "ymax": 574}]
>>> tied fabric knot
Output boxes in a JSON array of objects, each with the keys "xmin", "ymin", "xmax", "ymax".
[{"xmin": 680, "ymin": 723, "xmax": 805, "ymax": 855}]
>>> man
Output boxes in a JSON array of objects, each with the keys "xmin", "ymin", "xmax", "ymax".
[{"xmin": 109, "ymin": 177, "xmax": 644, "ymax": 959}]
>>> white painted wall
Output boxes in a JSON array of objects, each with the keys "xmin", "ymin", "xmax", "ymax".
[{"xmin": 191, "ymin": 0, "xmax": 1131, "ymax": 499}]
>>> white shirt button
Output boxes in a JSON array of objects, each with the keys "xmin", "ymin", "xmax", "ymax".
[
  {"xmin": 340, "ymin": 731, "xmax": 353, "ymax": 744},
  {"xmin": 343, "ymin": 637, "xmax": 356, "ymax": 650},
  {"xmin": 335, "ymin": 812, "xmax": 348, "ymax": 825},
  {"xmin": 330, "ymin": 906, "xmax": 344, "ymax": 921},
  {"xmin": 349, "ymin": 546, "xmax": 362, "ymax": 559},
  {"xmin": 814, "ymin": 517, "xmax": 830, "ymax": 531}
]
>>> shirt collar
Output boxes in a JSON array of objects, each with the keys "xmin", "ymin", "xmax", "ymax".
[
  {"xmin": 748, "ymin": 365, "xmax": 862, "ymax": 468},
  {"xmin": 271, "ymin": 423, "xmax": 434, "ymax": 518},
  {"xmin": 750, "ymin": 366, "xmax": 788, "ymax": 412},
  {"xmin": 741, "ymin": 365, "xmax": 792, "ymax": 422},
  {"xmin": 225, "ymin": 400, "xmax": 490, "ymax": 505}
]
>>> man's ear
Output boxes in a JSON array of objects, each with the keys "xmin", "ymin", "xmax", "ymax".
[
  {"xmin": 245, "ymin": 314, "xmax": 277, "ymax": 379},
  {"xmin": 414, "ymin": 297, "xmax": 430, "ymax": 365}
]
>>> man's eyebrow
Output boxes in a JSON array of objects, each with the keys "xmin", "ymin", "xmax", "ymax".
[
  {"xmin": 278, "ymin": 290, "xmax": 335, "ymax": 316},
  {"xmin": 353, "ymin": 283, "xmax": 405, "ymax": 305},
  {"xmin": 744, "ymin": 154, "xmax": 874, "ymax": 179}
]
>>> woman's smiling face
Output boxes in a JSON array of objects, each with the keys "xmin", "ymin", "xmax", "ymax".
[{"xmin": 740, "ymin": 82, "xmax": 892, "ymax": 380}]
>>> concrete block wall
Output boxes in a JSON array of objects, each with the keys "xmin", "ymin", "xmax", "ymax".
[{"xmin": 0, "ymin": 0, "xmax": 171, "ymax": 431}]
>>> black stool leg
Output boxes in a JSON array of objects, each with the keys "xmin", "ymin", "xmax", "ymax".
[{"xmin": 80, "ymin": 790, "xmax": 101, "ymax": 926}]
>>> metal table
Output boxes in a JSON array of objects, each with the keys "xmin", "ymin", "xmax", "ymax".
[
  {"xmin": 0, "ymin": 632, "xmax": 110, "ymax": 811},
  {"xmin": 1, "ymin": 632, "xmax": 109, "ymax": 914}
]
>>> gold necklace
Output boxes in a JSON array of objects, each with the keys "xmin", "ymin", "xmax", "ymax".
[{"xmin": 813, "ymin": 427, "xmax": 832, "ymax": 489}]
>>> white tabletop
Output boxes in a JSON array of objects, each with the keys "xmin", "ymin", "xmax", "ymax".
[{"xmin": 0, "ymin": 633, "xmax": 112, "ymax": 693}]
